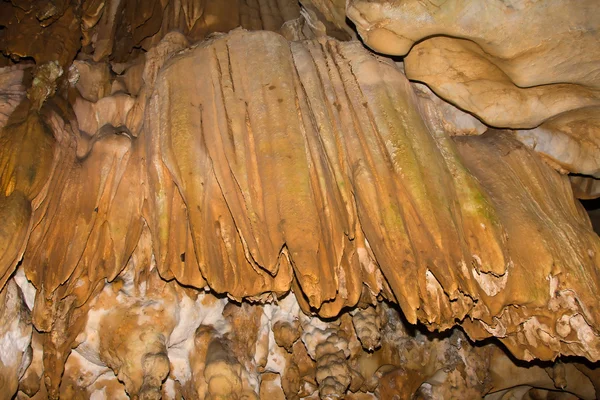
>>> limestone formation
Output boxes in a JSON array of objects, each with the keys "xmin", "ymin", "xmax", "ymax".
[
  {"xmin": 404, "ymin": 37, "xmax": 600, "ymax": 129},
  {"xmin": 0, "ymin": 279, "xmax": 32, "ymax": 398},
  {"xmin": 516, "ymin": 107, "xmax": 600, "ymax": 178},
  {"xmin": 347, "ymin": 0, "xmax": 599, "ymax": 88},
  {"xmin": 345, "ymin": 0, "xmax": 600, "ymax": 179},
  {"xmin": 572, "ymin": 175, "xmax": 600, "ymax": 200},
  {"xmin": 1, "ymin": 1, "xmax": 600, "ymax": 399}
]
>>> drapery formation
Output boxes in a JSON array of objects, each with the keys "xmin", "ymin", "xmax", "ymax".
[
  {"xmin": 2, "ymin": 30, "xmax": 599, "ymax": 365},
  {"xmin": 1, "ymin": 1, "xmax": 600, "ymax": 398}
]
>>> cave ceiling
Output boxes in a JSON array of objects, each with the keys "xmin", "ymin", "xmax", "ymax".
[{"xmin": 0, "ymin": 0, "xmax": 600, "ymax": 399}]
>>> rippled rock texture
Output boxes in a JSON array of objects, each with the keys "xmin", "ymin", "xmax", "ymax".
[
  {"xmin": 344, "ymin": 0, "xmax": 600, "ymax": 193},
  {"xmin": 1, "ymin": 1, "xmax": 600, "ymax": 399}
]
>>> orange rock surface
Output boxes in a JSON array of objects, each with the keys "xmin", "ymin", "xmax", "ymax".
[{"xmin": 0, "ymin": 2, "xmax": 599, "ymax": 399}]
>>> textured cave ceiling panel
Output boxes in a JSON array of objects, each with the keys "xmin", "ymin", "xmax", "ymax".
[
  {"xmin": 412, "ymin": 82, "xmax": 487, "ymax": 137},
  {"xmin": 0, "ymin": 0, "xmax": 81, "ymax": 67},
  {"xmin": 515, "ymin": 107, "xmax": 600, "ymax": 179},
  {"xmin": 1, "ymin": 30, "xmax": 599, "ymax": 382},
  {"xmin": 0, "ymin": 65, "xmax": 31, "ymax": 128},
  {"xmin": 402, "ymin": 36, "xmax": 600, "ymax": 130},
  {"xmin": 69, "ymin": 60, "xmax": 113, "ymax": 103},
  {"xmin": 345, "ymin": 0, "xmax": 600, "ymax": 186},
  {"xmin": 0, "ymin": 0, "xmax": 303, "ymax": 66},
  {"xmin": 572, "ymin": 175, "xmax": 600, "ymax": 200},
  {"xmin": 0, "ymin": 62, "xmax": 66, "ymax": 291},
  {"xmin": 9, "ymin": 260, "xmax": 600, "ymax": 399},
  {"xmin": 0, "ymin": 1, "xmax": 600, "ymax": 397},
  {"xmin": 148, "ymin": 30, "xmax": 514, "ymax": 323},
  {"xmin": 0, "ymin": 279, "xmax": 32, "ymax": 398},
  {"xmin": 84, "ymin": 0, "xmax": 302, "ymax": 62},
  {"xmin": 346, "ymin": 0, "xmax": 599, "ymax": 88},
  {"xmin": 145, "ymin": 31, "xmax": 399, "ymax": 315},
  {"xmin": 298, "ymin": 0, "xmax": 355, "ymax": 40},
  {"xmin": 454, "ymin": 131, "xmax": 600, "ymax": 361}
]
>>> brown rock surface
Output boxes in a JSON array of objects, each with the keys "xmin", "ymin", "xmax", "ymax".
[
  {"xmin": 0, "ymin": 279, "xmax": 32, "ymax": 399},
  {"xmin": 2, "ymin": 28, "xmax": 600, "ymax": 359},
  {"xmin": 1, "ymin": 0, "xmax": 302, "ymax": 68},
  {"xmin": 299, "ymin": 0, "xmax": 355, "ymax": 40},
  {"xmin": 571, "ymin": 176, "xmax": 600, "ymax": 200},
  {"xmin": 347, "ymin": 0, "xmax": 599, "ymax": 88},
  {"xmin": 412, "ymin": 81, "xmax": 486, "ymax": 137},
  {"xmin": 0, "ymin": 1, "xmax": 81, "ymax": 67},
  {"xmin": 404, "ymin": 37, "xmax": 600, "ymax": 129},
  {"xmin": 346, "ymin": 0, "xmax": 600, "ymax": 182},
  {"xmin": 516, "ymin": 107, "xmax": 600, "ymax": 179},
  {"xmin": 455, "ymin": 131, "xmax": 600, "ymax": 360},
  {"xmin": 0, "ymin": 2, "xmax": 600, "ymax": 399},
  {"xmin": 84, "ymin": 0, "xmax": 302, "ymax": 62}
]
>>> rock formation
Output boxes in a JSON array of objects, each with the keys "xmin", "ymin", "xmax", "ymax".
[
  {"xmin": 345, "ymin": 0, "xmax": 600, "ymax": 184},
  {"xmin": 0, "ymin": 1, "xmax": 599, "ymax": 399}
]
